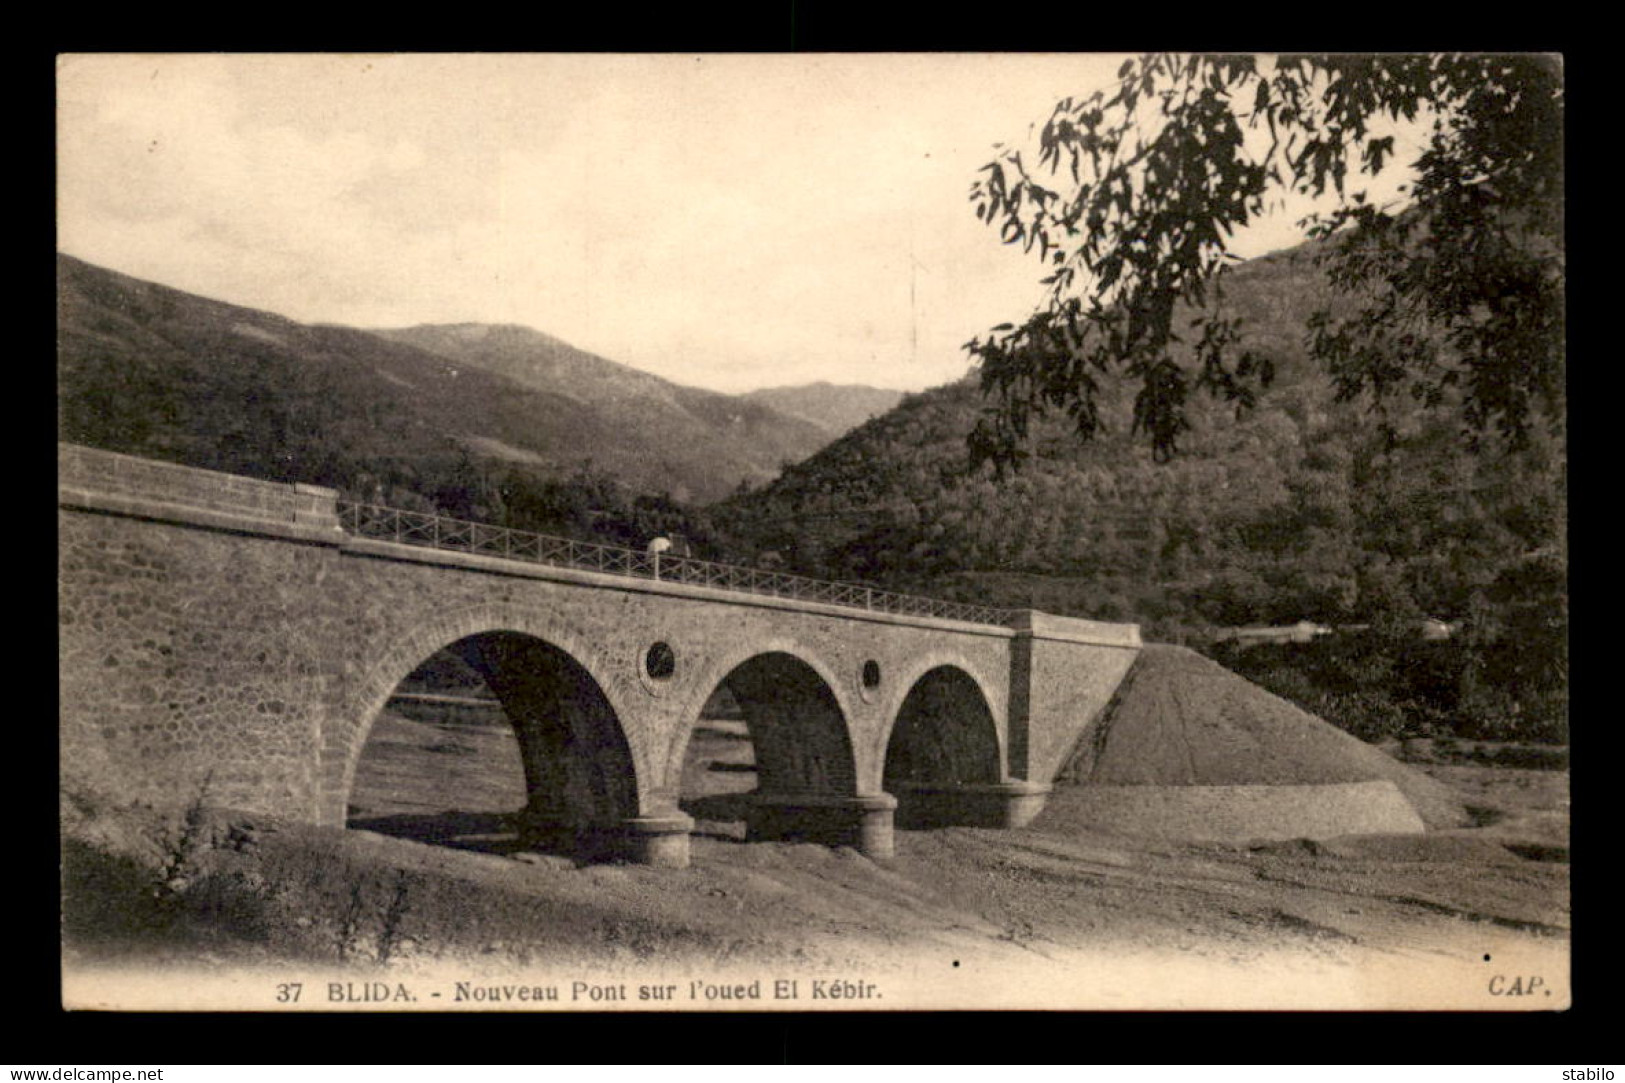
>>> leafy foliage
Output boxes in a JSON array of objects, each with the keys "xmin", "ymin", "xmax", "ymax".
[
  {"xmin": 966, "ymin": 53, "xmax": 1564, "ymax": 466},
  {"xmin": 1213, "ymin": 612, "xmax": 1568, "ymax": 746}
]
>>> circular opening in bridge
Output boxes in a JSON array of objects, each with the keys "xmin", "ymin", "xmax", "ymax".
[
  {"xmin": 645, "ymin": 641, "xmax": 677, "ymax": 681},
  {"xmin": 862, "ymin": 660, "xmax": 882, "ymax": 689}
]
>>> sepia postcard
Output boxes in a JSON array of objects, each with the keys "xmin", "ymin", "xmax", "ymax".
[{"xmin": 57, "ymin": 52, "xmax": 1568, "ymax": 1012}]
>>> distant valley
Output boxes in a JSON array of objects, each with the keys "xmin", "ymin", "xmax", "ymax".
[{"xmin": 739, "ymin": 383, "xmax": 907, "ymax": 440}]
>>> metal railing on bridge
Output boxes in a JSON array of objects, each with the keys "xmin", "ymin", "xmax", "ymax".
[{"xmin": 337, "ymin": 500, "xmax": 1016, "ymax": 627}]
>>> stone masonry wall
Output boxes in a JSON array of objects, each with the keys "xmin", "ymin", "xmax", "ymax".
[
  {"xmin": 59, "ymin": 510, "xmax": 337, "ymax": 817},
  {"xmin": 1023, "ymin": 642, "xmax": 1140, "ymax": 785},
  {"xmin": 1008, "ymin": 612, "xmax": 1142, "ymax": 785}
]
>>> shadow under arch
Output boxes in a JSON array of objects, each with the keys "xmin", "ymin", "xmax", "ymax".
[
  {"xmin": 347, "ymin": 629, "xmax": 640, "ymax": 863},
  {"xmin": 679, "ymin": 650, "xmax": 858, "ymax": 844},
  {"xmin": 332, "ymin": 603, "xmax": 644, "ymax": 818},
  {"xmin": 883, "ymin": 664, "xmax": 1003, "ymax": 829}
]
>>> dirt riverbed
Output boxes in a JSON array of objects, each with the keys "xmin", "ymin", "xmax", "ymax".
[{"xmin": 61, "ymin": 711, "xmax": 1569, "ymax": 1011}]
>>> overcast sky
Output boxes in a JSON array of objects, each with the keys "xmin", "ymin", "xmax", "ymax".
[{"xmin": 57, "ymin": 53, "xmax": 1417, "ymax": 395}]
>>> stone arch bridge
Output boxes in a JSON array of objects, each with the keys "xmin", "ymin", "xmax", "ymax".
[{"xmin": 58, "ymin": 444, "xmax": 1140, "ymax": 867}]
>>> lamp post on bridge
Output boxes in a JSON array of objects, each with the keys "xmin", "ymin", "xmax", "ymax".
[{"xmin": 647, "ymin": 536, "xmax": 672, "ymax": 581}]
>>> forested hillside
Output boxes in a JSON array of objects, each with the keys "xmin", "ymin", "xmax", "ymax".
[
  {"xmin": 58, "ymin": 255, "xmax": 830, "ymax": 509},
  {"xmin": 57, "ymin": 254, "xmax": 830, "ymax": 552},
  {"xmin": 374, "ymin": 322, "xmax": 833, "ymax": 496},
  {"xmin": 716, "ymin": 243, "xmax": 1566, "ymax": 741}
]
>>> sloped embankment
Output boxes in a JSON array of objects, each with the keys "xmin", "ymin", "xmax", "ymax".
[{"xmin": 1038, "ymin": 644, "xmax": 1471, "ymax": 841}]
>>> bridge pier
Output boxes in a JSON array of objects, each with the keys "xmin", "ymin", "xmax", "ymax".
[
  {"xmin": 516, "ymin": 811, "xmax": 696, "ymax": 868},
  {"xmin": 891, "ymin": 780, "xmax": 1052, "ymax": 830},
  {"xmin": 745, "ymin": 793, "xmax": 898, "ymax": 858},
  {"xmin": 621, "ymin": 812, "xmax": 696, "ymax": 869}
]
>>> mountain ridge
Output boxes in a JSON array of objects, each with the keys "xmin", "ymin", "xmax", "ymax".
[
  {"xmin": 56, "ymin": 253, "xmax": 890, "ymax": 505},
  {"xmin": 739, "ymin": 382, "xmax": 910, "ymax": 438}
]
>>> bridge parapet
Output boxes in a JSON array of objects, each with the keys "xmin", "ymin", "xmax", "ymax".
[
  {"xmin": 58, "ymin": 443, "xmax": 340, "ymax": 537},
  {"xmin": 1007, "ymin": 609, "xmax": 1143, "ymax": 649},
  {"xmin": 338, "ymin": 498, "xmax": 1018, "ymax": 627},
  {"xmin": 57, "ymin": 443, "xmax": 1012, "ymax": 627}
]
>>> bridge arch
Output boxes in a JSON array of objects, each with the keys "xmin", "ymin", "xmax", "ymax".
[
  {"xmin": 871, "ymin": 652, "xmax": 1007, "ymax": 784},
  {"xmin": 880, "ymin": 657, "xmax": 1006, "ymax": 829},
  {"xmin": 329, "ymin": 602, "xmax": 648, "ymax": 831},
  {"xmin": 665, "ymin": 637, "xmax": 858, "ymax": 796}
]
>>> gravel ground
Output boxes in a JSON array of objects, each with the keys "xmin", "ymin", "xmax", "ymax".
[{"xmin": 62, "ymin": 703, "xmax": 1569, "ymax": 1011}]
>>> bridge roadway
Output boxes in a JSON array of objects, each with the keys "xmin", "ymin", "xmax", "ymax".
[{"xmin": 58, "ymin": 444, "xmax": 1140, "ymax": 868}]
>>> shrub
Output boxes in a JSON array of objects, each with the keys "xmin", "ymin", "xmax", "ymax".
[{"xmin": 1204, "ymin": 634, "xmax": 1565, "ymax": 746}]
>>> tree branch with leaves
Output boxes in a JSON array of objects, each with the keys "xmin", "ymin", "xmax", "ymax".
[{"xmin": 965, "ymin": 52, "xmax": 1563, "ymax": 468}]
